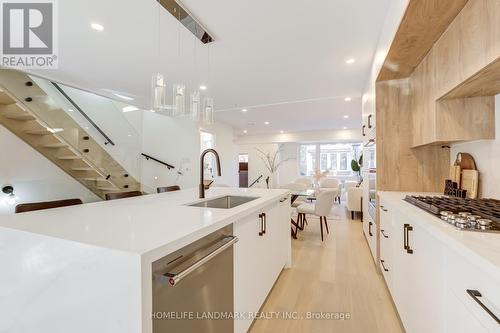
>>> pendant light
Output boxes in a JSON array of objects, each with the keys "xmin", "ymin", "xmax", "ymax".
[
  {"xmin": 203, "ymin": 97, "xmax": 214, "ymax": 125},
  {"xmin": 201, "ymin": 44, "xmax": 214, "ymax": 125},
  {"xmin": 151, "ymin": 0, "xmax": 167, "ymax": 112},
  {"xmin": 172, "ymin": 6, "xmax": 187, "ymax": 117},
  {"xmin": 190, "ymin": 90, "xmax": 201, "ymax": 120},
  {"xmin": 152, "ymin": 73, "xmax": 167, "ymax": 112},
  {"xmin": 173, "ymin": 84, "xmax": 186, "ymax": 116}
]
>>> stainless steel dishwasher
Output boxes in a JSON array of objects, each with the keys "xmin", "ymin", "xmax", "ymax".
[{"xmin": 152, "ymin": 225, "xmax": 237, "ymax": 333}]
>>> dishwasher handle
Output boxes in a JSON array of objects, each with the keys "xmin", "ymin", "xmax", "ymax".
[{"xmin": 164, "ymin": 236, "xmax": 238, "ymax": 286}]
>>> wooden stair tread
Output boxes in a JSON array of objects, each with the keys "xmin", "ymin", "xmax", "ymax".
[
  {"xmin": 3, "ymin": 112, "xmax": 35, "ymax": 121},
  {"xmin": 43, "ymin": 142, "xmax": 68, "ymax": 148},
  {"xmin": 79, "ymin": 177, "xmax": 107, "ymax": 181},
  {"xmin": 24, "ymin": 129, "xmax": 52, "ymax": 135},
  {"xmin": 58, "ymin": 155, "xmax": 82, "ymax": 160},
  {"xmin": 97, "ymin": 187, "xmax": 120, "ymax": 191},
  {"xmin": 72, "ymin": 167, "xmax": 97, "ymax": 171}
]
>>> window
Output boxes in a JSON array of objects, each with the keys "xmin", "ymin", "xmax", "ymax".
[
  {"xmin": 238, "ymin": 154, "xmax": 249, "ymax": 163},
  {"xmin": 298, "ymin": 143, "xmax": 362, "ymax": 177},
  {"xmin": 298, "ymin": 144, "xmax": 317, "ymax": 176}
]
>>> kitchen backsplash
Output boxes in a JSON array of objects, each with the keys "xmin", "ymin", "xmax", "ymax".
[{"xmin": 450, "ymin": 94, "xmax": 500, "ymax": 199}]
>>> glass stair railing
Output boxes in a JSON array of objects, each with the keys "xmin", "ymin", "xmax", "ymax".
[{"xmin": 0, "ymin": 68, "xmax": 159, "ymax": 199}]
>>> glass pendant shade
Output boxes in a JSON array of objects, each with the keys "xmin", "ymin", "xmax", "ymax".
[
  {"xmin": 203, "ymin": 97, "xmax": 214, "ymax": 125},
  {"xmin": 190, "ymin": 91, "xmax": 201, "ymax": 120},
  {"xmin": 151, "ymin": 73, "xmax": 167, "ymax": 112},
  {"xmin": 173, "ymin": 84, "xmax": 186, "ymax": 116}
]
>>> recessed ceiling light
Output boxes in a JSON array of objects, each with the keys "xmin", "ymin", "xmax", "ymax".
[
  {"xmin": 344, "ymin": 97, "xmax": 352, "ymax": 102},
  {"xmin": 200, "ymin": 85, "xmax": 207, "ymax": 91},
  {"xmin": 68, "ymin": 108, "xmax": 74, "ymax": 112},
  {"xmin": 280, "ymin": 130, "xmax": 284, "ymax": 134},
  {"xmin": 243, "ymin": 130, "xmax": 248, "ymax": 134},
  {"xmin": 154, "ymin": 176, "xmax": 158, "ymax": 180},
  {"xmin": 113, "ymin": 93, "xmax": 134, "ymax": 101},
  {"xmin": 127, "ymin": 134, "xmax": 132, "ymax": 137},
  {"xmin": 346, "ymin": 58, "xmax": 356, "ymax": 64},
  {"xmin": 343, "ymin": 126, "xmax": 347, "ymax": 129},
  {"xmin": 241, "ymin": 108, "xmax": 248, "ymax": 113},
  {"xmin": 122, "ymin": 106, "xmax": 139, "ymax": 113},
  {"xmin": 343, "ymin": 115, "xmax": 349, "ymax": 119},
  {"xmin": 90, "ymin": 23, "xmax": 104, "ymax": 31},
  {"xmin": 264, "ymin": 121, "xmax": 270, "ymax": 125}
]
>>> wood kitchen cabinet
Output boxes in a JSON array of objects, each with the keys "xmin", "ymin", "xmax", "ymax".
[{"xmin": 233, "ymin": 198, "xmax": 290, "ymax": 333}]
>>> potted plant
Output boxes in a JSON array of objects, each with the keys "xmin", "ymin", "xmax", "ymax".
[{"xmin": 351, "ymin": 153, "xmax": 363, "ymax": 182}]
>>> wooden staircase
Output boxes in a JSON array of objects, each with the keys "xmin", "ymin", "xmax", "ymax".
[{"xmin": 0, "ymin": 69, "xmax": 142, "ymax": 199}]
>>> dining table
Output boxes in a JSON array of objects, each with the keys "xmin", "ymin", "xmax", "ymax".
[{"xmin": 290, "ymin": 189, "xmax": 317, "ymax": 239}]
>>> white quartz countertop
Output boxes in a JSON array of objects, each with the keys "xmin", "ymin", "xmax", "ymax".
[
  {"xmin": 0, "ymin": 187, "xmax": 290, "ymax": 256},
  {"xmin": 378, "ymin": 191, "xmax": 500, "ymax": 278}
]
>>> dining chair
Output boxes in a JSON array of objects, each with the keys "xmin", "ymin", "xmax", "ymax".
[
  {"xmin": 105, "ymin": 191, "xmax": 143, "ymax": 201},
  {"xmin": 281, "ymin": 183, "xmax": 307, "ymax": 207},
  {"xmin": 319, "ymin": 178, "xmax": 341, "ymax": 203},
  {"xmin": 15, "ymin": 198, "xmax": 83, "ymax": 214},
  {"xmin": 296, "ymin": 190, "xmax": 335, "ymax": 241},
  {"xmin": 157, "ymin": 185, "xmax": 181, "ymax": 193}
]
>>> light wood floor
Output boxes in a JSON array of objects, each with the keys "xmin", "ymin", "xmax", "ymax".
[{"xmin": 249, "ymin": 204, "xmax": 403, "ymax": 333}]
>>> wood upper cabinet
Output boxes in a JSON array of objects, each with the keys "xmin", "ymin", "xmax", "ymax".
[{"xmin": 408, "ymin": 0, "xmax": 499, "ymax": 148}]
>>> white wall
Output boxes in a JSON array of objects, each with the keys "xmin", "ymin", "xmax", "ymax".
[
  {"xmin": 238, "ymin": 143, "xmax": 280, "ymax": 189},
  {"xmin": 450, "ymin": 95, "xmax": 499, "ymax": 199},
  {"xmin": 201, "ymin": 122, "xmax": 239, "ymax": 187},
  {"xmin": 0, "ymin": 126, "xmax": 99, "ymax": 215},
  {"xmin": 140, "ymin": 112, "xmax": 239, "ymax": 191},
  {"xmin": 237, "ymin": 129, "xmax": 364, "ymax": 188}
]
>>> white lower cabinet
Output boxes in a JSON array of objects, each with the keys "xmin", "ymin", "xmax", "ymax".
[
  {"xmin": 233, "ymin": 197, "xmax": 290, "ymax": 333},
  {"xmin": 379, "ymin": 200, "xmax": 500, "ymax": 333}
]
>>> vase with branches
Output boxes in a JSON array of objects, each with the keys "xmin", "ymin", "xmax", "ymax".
[{"xmin": 255, "ymin": 145, "xmax": 294, "ymax": 189}]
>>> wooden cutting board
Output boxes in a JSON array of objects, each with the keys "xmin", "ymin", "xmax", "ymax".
[
  {"xmin": 461, "ymin": 169, "xmax": 479, "ymax": 199},
  {"xmin": 456, "ymin": 153, "xmax": 477, "ymax": 170},
  {"xmin": 449, "ymin": 165, "xmax": 461, "ymax": 187}
]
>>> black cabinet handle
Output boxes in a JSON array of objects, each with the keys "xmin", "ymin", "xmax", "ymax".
[
  {"xmin": 380, "ymin": 260, "xmax": 389, "ymax": 272},
  {"xmin": 380, "ymin": 205, "xmax": 388, "ymax": 212},
  {"xmin": 381, "ymin": 229, "xmax": 389, "ymax": 238},
  {"xmin": 404, "ymin": 224, "xmax": 414, "ymax": 254},
  {"xmin": 362, "ymin": 125, "xmax": 366, "ymax": 136},
  {"xmin": 467, "ymin": 289, "xmax": 500, "ymax": 325},
  {"xmin": 258, "ymin": 214, "xmax": 264, "ymax": 236},
  {"xmin": 368, "ymin": 114, "xmax": 373, "ymax": 128},
  {"xmin": 369, "ymin": 221, "xmax": 373, "ymax": 236},
  {"xmin": 263, "ymin": 213, "xmax": 267, "ymax": 234},
  {"xmin": 403, "ymin": 224, "xmax": 408, "ymax": 250}
]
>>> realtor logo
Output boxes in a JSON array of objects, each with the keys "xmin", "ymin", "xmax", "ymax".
[{"xmin": 1, "ymin": 0, "xmax": 58, "ymax": 68}]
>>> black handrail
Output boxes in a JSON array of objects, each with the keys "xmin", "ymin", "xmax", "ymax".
[
  {"xmin": 51, "ymin": 82, "xmax": 115, "ymax": 146},
  {"xmin": 141, "ymin": 153, "xmax": 174, "ymax": 169},
  {"xmin": 249, "ymin": 175, "xmax": 263, "ymax": 188}
]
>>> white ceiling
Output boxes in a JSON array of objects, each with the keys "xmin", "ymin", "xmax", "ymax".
[{"xmin": 31, "ymin": 0, "xmax": 391, "ymax": 134}]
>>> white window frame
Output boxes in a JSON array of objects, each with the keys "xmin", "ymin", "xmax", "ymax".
[{"xmin": 298, "ymin": 142, "xmax": 362, "ymax": 178}]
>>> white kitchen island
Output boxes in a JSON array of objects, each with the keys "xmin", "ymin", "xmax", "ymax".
[{"xmin": 0, "ymin": 187, "xmax": 291, "ymax": 333}]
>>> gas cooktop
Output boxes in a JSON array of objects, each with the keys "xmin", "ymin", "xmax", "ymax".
[{"xmin": 404, "ymin": 195, "xmax": 500, "ymax": 233}]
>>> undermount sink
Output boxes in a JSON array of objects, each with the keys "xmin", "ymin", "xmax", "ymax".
[{"xmin": 187, "ymin": 196, "xmax": 259, "ymax": 209}]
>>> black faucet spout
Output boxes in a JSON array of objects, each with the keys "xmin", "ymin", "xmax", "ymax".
[{"xmin": 199, "ymin": 149, "xmax": 221, "ymax": 199}]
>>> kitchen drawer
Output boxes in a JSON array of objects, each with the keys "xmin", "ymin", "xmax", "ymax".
[{"xmin": 445, "ymin": 249, "xmax": 500, "ymax": 332}]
